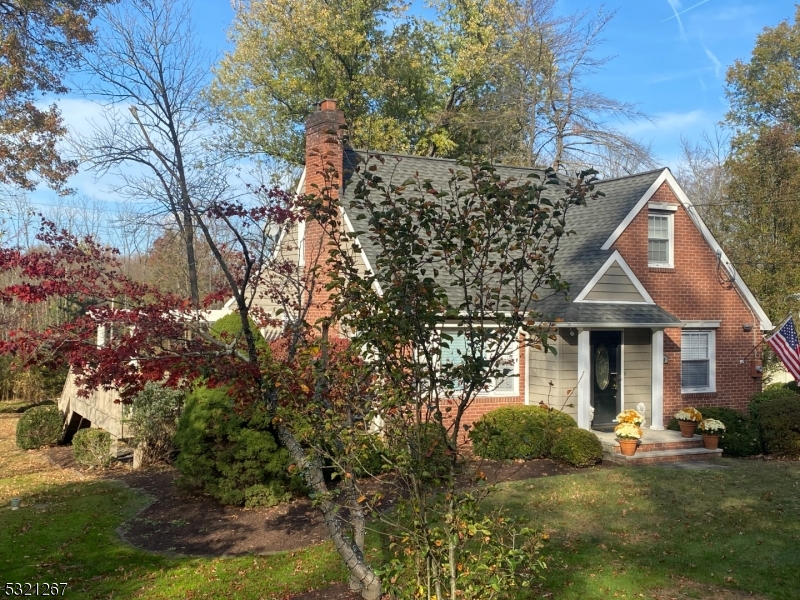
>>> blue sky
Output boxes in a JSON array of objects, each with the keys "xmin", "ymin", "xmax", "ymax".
[
  {"xmin": 553, "ymin": 0, "xmax": 797, "ymax": 165},
  {"xmin": 187, "ymin": 0, "xmax": 799, "ymax": 167},
  {"xmin": 20, "ymin": 0, "xmax": 800, "ymax": 239}
]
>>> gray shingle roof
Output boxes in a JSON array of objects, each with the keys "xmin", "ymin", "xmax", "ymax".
[
  {"xmin": 340, "ymin": 149, "xmax": 677, "ymax": 325},
  {"xmin": 558, "ymin": 303, "xmax": 682, "ymax": 327}
]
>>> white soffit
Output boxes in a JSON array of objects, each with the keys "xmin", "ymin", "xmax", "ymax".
[
  {"xmin": 573, "ymin": 250, "xmax": 654, "ymax": 304},
  {"xmin": 341, "ymin": 206, "xmax": 384, "ymax": 297},
  {"xmin": 600, "ymin": 168, "xmax": 772, "ymax": 330},
  {"xmin": 223, "ymin": 167, "xmax": 308, "ymax": 311}
]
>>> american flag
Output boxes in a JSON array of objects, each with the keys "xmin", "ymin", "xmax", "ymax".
[{"xmin": 766, "ymin": 316, "xmax": 800, "ymax": 381}]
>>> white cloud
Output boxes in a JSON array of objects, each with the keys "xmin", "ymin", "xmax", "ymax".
[
  {"xmin": 647, "ymin": 67, "xmax": 708, "ymax": 85},
  {"xmin": 623, "ymin": 110, "xmax": 706, "ymax": 136},
  {"xmin": 664, "ymin": 0, "xmax": 687, "ymax": 40},
  {"xmin": 703, "ymin": 44, "xmax": 722, "ymax": 78}
]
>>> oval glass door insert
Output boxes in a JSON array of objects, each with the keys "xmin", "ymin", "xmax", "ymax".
[{"xmin": 595, "ymin": 345, "xmax": 610, "ymax": 390}]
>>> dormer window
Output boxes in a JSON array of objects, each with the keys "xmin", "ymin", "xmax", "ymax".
[{"xmin": 647, "ymin": 203, "xmax": 676, "ymax": 268}]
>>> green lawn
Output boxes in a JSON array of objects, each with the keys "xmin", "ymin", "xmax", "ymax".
[
  {"xmin": 2, "ymin": 409, "xmax": 799, "ymax": 599},
  {"xmin": 495, "ymin": 460, "xmax": 800, "ymax": 600},
  {"xmin": 0, "ymin": 413, "xmax": 345, "ymax": 599}
]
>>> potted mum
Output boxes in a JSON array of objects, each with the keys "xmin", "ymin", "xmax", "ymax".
[
  {"xmin": 617, "ymin": 409, "xmax": 645, "ymax": 427},
  {"xmin": 614, "ymin": 422, "xmax": 642, "ymax": 456},
  {"xmin": 698, "ymin": 418, "xmax": 725, "ymax": 450},
  {"xmin": 674, "ymin": 407, "xmax": 703, "ymax": 438}
]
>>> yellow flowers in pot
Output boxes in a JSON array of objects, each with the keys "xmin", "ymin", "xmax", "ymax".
[
  {"xmin": 698, "ymin": 418, "xmax": 726, "ymax": 435},
  {"xmin": 616, "ymin": 409, "xmax": 645, "ymax": 427},
  {"xmin": 674, "ymin": 407, "xmax": 703, "ymax": 423},
  {"xmin": 614, "ymin": 422, "xmax": 643, "ymax": 440}
]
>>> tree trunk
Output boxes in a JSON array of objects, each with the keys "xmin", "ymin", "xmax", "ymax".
[
  {"xmin": 276, "ymin": 425, "xmax": 382, "ymax": 600},
  {"xmin": 182, "ymin": 203, "xmax": 200, "ymax": 307}
]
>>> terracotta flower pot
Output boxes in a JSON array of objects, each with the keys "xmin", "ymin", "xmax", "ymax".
[
  {"xmin": 702, "ymin": 434, "xmax": 720, "ymax": 450},
  {"xmin": 678, "ymin": 420, "xmax": 698, "ymax": 438},
  {"xmin": 618, "ymin": 438, "xmax": 638, "ymax": 456}
]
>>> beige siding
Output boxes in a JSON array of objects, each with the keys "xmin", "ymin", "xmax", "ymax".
[
  {"xmin": 584, "ymin": 263, "xmax": 646, "ymax": 302},
  {"xmin": 623, "ymin": 328, "xmax": 652, "ymax": 413},
  {"xmin": 528, "ymin": 332, "xmax": 578, "ymax": 421},
  {"xmin": 58, "ymin": 369, "xmax": 124, "ymax": 439}
]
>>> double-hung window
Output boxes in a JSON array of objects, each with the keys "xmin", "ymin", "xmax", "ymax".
[
  {"xmin": 681, "ymin": 330, "xmax": 715, "ymax": 393},
  {"xmin": 439, "ymin": 330, "xmax": 518, "ymax": 395},
  {"xmin": 648, "ymin": 212, "xmax": 673, "ymax": 267}
]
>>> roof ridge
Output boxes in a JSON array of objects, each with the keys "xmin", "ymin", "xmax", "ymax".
[
  {"xmin": 594, "ymin": 167, "xmax": 667, "ymax": 185},
  {"xmin": 349, "ymin": 148, "xmax": 551, "ymax": 172}
]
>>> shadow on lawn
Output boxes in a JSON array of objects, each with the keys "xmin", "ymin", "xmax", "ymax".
[
  {"xmin": 493, "ymin": 460, "xmax": 800, "ymax": 600},
  {"xmin": 0, "ymin": 477, "xmax": 345, "ymax": 600}
]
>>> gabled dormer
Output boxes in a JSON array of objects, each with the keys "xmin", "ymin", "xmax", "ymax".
[{"xmin": 573, "ymin": 250, "xmax": 654, "ymax": 304}]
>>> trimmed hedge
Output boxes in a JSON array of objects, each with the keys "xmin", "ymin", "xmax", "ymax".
[
  {"xmin": 695, "ymin": 407, "xmax": 761, "ymax": 457},
  {"xmin": 72, "ymin": 428, "xmax": 112, "ymax": 468},
  {"xmin": 667, "ymin": 406, "xmax": 761, "ymax": 457},
  {"xmin": 16, "ymin": 404, "xmax": 63, "ymax": 450},
  {"xmin": 551, "ymin": 428, "xmax": 603, "ymax": 467},
  {"xmin": 757, "ymin": 395, "xmax": 800, "ymax": 457},
  {"xmin": 469, "ymin": 406, "xmax": 577, "ymax": 460},
  {"xmin": 174, "ymin": 386, "xmax": 304, "ymax": 507},
  {"xmin": 749, "ymin": 387, "xmax": 800, "ymax": 421}
]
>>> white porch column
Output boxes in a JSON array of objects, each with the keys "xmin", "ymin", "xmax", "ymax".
[
  {"xmin": 524, "ymin": 341, "xmax": 531, "ymax": 406},
  {"xmin": 650, "ymin": 328, "xmax": 664, "ymax": 430},
  {"xmin": 577, "ymin": 329, "xmax": 591, "ymax": 430}
]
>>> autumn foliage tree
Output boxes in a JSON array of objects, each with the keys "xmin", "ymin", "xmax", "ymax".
[
  {"xmin": 0, "ymin": 0, "xmax": 113, "ymax": 192},
  {"xmin": 0, "ymin": 150, "xmax": 594, "ymax": 598}
]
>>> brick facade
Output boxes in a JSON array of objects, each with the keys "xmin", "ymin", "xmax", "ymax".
[
  {"xmin": 612, "ymin": 182, "xmax": 763, "ymax": 415},
  {"xmin": 300, "ymin": 103, "xmax": 763, "ymax": 432}
]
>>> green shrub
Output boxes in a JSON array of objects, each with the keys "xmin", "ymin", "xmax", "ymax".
[
  {"xmin": 174, "ymin": 385, "xmax": 303, "ymax": 507},
  {"xmin": 764, "ymin": 380, "xmax": 799, "ymax": 392},
  {"xmin": 383, "ymin": 420, "xmax": 451, "ymax": 480},
  {"xmin": 210, "ymin": 313, "xmax": 270, "ymax": 355},
  {"xmin": 15, "ymin": 404, "xmax": 63, "ymax": 449},
  {"xmin": 757, "ymin": 396, "xmax": 800, "ymax": 457},
  {"xmin": 350, "ymin": 432, "xmax": 388, "ymax": 477},
  {"xmin": 469, "ymin": 406, "xmax": 577, "ymax": 460},
  {"xmin": 551, "ymin": 428, "xmax": 603, "ymax": 467},
  {"xmin": 243, "ymin": 482, "xmax": 292, "ymax": 508},
  {"xmin": 72, "ymin": 428, "xmax": 112, "ymax": 468},
  {"xmin": 126, "ymin": 382, "xmax": 184, "ymax": 465},
  {"xmin": 749, "ymin": 387, "xmax": 800, "ymax": 421},
  {"xmin": 694, "ymin": 406, "xmax": 762, "ymax": 457}
]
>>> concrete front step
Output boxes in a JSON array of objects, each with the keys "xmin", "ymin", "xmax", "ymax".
[
  {"xmin": 602, "ymin": 446, "xmax": 723, "ymax": 464},
  {"xmin": 593, "ymin": 429, "xmax": 723, "ymax": 465}
]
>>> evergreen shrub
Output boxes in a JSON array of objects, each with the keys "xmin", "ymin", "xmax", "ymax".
[
  {"xmin": 174, "ymin": 385, "xmax": 304, "ymax": 507},
  {"xmin": 694, "ymin": 406, "xmax": 762, "ymax": 457},
  {"xmin": 469, "ymin": 406, "xmax": 577, "ymax": 460},
  {"xmin": 126, "ymin": 382, "xmax": 184, "ymax": 466},
  {"xmin": 757, "ymin": 396, "xmax": 800, "ymax": 457},
  {"xmin": 72, "ymin": 428, "xmax": 112, "ymax": 467},
  {"xmin": 383, "ymin": 420, "xmax": 450, "ymax": 481},
  {"xmin": 551, "ymin": 428, "xmax": 603, "ymax": 467},
  {"xmin": 15, "ymin": 404, "xmax": 63, "ymax": 449},
  {"xmin": 749, "ymin": 387, "xmax": 800, "ymax": 421}
]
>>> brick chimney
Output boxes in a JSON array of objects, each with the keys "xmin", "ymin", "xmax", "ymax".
[
  {"xmin": 302, "ymin": 100, "xmax": 347, "ymax": 327},
  {"xmin": 305, "ymin": 99, "xmax": 347, "ymax": 199}
]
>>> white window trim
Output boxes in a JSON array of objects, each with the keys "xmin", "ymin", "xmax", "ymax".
[
  {"xmin": 440, "ymin": 327, "xmax": 520, "ymax": 397},
  {"xmin": 681, "ymin": 328, "xmax": 716, "ymax": 394},
  {"xmin": 648, "ymin": 211, "xmax": 674, "ymax": 268}
]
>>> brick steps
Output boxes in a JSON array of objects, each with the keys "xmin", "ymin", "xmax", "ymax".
[{"xmin": 595, "ymin": 430, "xmax": 723, "ymax": 465}]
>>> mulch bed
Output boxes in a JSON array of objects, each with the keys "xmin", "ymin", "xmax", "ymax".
[{"xmin": 44, "ymin": 444, "xmax": 611, "ymax": 598}]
